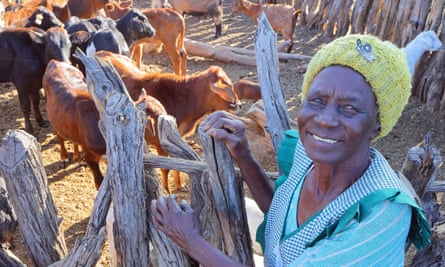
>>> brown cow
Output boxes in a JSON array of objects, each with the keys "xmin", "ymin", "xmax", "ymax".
[
  {"xmin": 3, "ymin": 0, "xmax": 110, "ymax": 25},
  {"xmin": 68, "ymin": 0, "xmax": 110, "ymax": 18},
  {"xmin": 152, "ymin": 0, "xmax": 223, "ymax": 38},
  {"xmin": 96, "ymin": 50, "xmax": 240, "ymax": 191},
  {"xmin": 43, "ymin": 59, "xmax": 105, "ymax": 189},
  {"xmin": 3, "ymin": 0, "xmax": 45, "ymax": 26},
  {"xmin": 42, "ymin": 59, "xmax": 166, "ymax": 189},
  {"xmin": 3, "ymin": 0, "xmax": 70, "ymax": 26},
  {"xmin": 0, "ymin": 26, "xmax": 71, "ymax": 134},
  {"xmin": 232, "ymin": 0, "xmax": 301, "ymax": 53},
  {"xmin": 104, "ymin": 1, "xmax": 187, "ymax": 76}
]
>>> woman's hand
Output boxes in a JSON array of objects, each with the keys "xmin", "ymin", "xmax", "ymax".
[
  {"xmin": 200, "ymin": 111, "xmax": 251, "ymax": 161},
  {"xmin": 201, "ymin": 111, "xmax": 274, "ymax": 212},
  {"xmin": 151, "ymin": 195, "xmax": 250, "ymax": 267},
  {"xmin": 151, "ymin": 195, "xmax": 202, "ymax": 252}
]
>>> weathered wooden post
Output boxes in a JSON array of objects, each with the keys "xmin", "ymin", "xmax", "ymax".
[
  {"xmin": 75, "ymin": 50, "xmax": 151, "ymax": 266},
  {"xmin": 195, "ymin": 128, "xmax": 254, "ymax": 265},
  {"xmin": 255, "ymin": 13, "xmax": 292, "ymax": 153},
  {"xmin": 145, "ymin": 115, "xmax": 195, "ymax": 267},
  {"xmin": 399, "ymin": 132, "xmax": 445, "ymax": 266},
  {"xmin": 0, "ymin": 130, "xmax": 67, "ymax": 266}
]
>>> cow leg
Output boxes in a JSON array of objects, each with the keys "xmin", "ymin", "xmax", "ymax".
[
  {"xmin": 83, "ymin": 150, "xmax": 104, "ymax": 189},
  {"xmin": 155, "ymin": 146, "xmax": 172, "ymax": 192},
  {"xmin": 213, "ymin": 7, "xmax": 223, "ymax": 38},
  {"xmin": 17, "ymin": 89, "xmax": 34, "ymax": 134},
  {"xmin": 159, "ymin": 168, "xmax": 170, "ymax": 192},
  {"xmin": 179, "ymin": 50, "xmax": 187, "ymax": 77},
  {"xmin": 177, "ymin": 38, "xmax": 187, "ymax": 77},
  {"xmin": 172, "ymin": 170, "xmax": 182, "ymax": 192},
  {"xmin": 285, "ymin": 40, "xmax": 294, "ymax": 53},
  {"xmin": 56, "ymin": 133, "xmax": 70, "ymax": 167},
  {"xmin": 214, "ymin": 23, "xmax": 222, "ymax": 38},
  {"xmin": 73, "ymin": 144, "xmax": 81, "ymax": 163},
  {"xmin": 164, "ymin": 45, "xmax": 182, "ymax": 76},
  {"xmin": 86, "ymin": 159, "xmax": 103, "ymax": 190},
  {"xmin": 30, "ymin": 89, "xmax": 48, "ymax": 128},
  {"xmin": 131, "ymin": 43, "xmax": 144, "ymax": 69}
]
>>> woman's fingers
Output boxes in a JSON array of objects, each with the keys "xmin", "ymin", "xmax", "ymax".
[
  {"xmin": 180, "ymin": 199, "xmax": 194, "ymax": 214},
  {"xmin": 151, "ymin": 197, "xmax": 166, "ymax": 227},
  {"xmin": 151, "ymin": 195, "xmax": 186, "ymax": 226},
  {"xmin": 166, "ymin": 195, "xmax": 182, "ymax": 213},
  {"xmin": 201, "ymin": 111, "xmax": 240, "ymax": 131}
]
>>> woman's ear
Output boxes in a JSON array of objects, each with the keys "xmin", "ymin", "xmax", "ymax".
[{"xmin": 370, "ymin": 120, "xmax": 381, "ymax": 140}]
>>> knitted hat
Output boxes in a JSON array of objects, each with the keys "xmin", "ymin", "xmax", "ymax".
[{"xmin": 301, "ymin": 34, "xmax": 411, "ymax": 141}]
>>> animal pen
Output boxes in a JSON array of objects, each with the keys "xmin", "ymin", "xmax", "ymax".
[{"xmin": 0, "ymin": 2, "xmax": 444, "ymax": 267}]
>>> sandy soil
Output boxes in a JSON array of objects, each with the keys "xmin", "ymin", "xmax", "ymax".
[{"xmin": 0, "ymin": 1, "xmax": 444, "ymax": 265}]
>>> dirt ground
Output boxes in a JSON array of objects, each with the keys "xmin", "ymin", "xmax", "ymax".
[{"xmin": 1, "ymin": 1, "xmax": 444, "ymax": 266}]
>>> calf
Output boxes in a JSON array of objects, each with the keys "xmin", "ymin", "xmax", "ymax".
[
  {"xmin": 51, "ymin": 1, "xmax": 71, "ymax": 23},
  {"xmin": 68, "ymin": 0, "xmax": 110, "ymax": 18},
  {"xmin": 3, "ymin": 0, "xmax": 70, "ymax": 26},
  {"xmin": 3, "ymin": 0, "xmax": 44, "ymax": 26},
  {"xmin": 67, "ymin": 9, "xmax": 155, "ymax": 73},
  {"xmin": 0, "ymin": 26, "xmax": 71, "ymax": 134},
  {"xmin": 95, "ymin": 51, "xmax": 240, "ymax": 136},
  {"xmin": 104, "ymin": 1, "xmax": 187, "ymax": 76},
  {"xmin": 43, "ymin": 59, "xmax": 105, "ymax": 189},
  {"xmin": 96, "ymin": 51, "xmax": 240, "ymax": 191},
  {"xmin": 42, "ymin": 59, "xmax": 166, "ymax": 189},
  {"xmin": 68, "ymin": 9, "xmax": 155, "ymax": 55},
  {"xmin": 14, "ymin": 6, "xmax": 64, "ymax": 30},
  {"xmin": 153, "ymin": 0, "xmax": 223, "ymax": 38},
  {"xmin": 232, "ymin": 0, "xmax": 301, "ymax": 53}
]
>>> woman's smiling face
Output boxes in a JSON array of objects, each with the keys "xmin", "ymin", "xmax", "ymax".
[{"xmin": 297, "ymin": 65, "xmax": 380, "ymax": 166}]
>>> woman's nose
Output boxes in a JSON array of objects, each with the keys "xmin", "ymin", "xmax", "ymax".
[{"xmin": 314, "ymin": 106, "xmax": 340, "ymax": 127}]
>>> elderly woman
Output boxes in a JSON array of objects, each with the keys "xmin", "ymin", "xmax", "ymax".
[{"xmin": 150, "ymin": 34, "xmax": 431, "ymax": 266}]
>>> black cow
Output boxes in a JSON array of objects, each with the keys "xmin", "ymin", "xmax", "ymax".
[
  {"xmin": 70, "ymin": 9, "xmax": 156, "ymax": 55},
  {"xmin": 114, "ymin": 9, "xmax": 156, "ymax": 50},
  {"xmin": 23, "ymin": 6, "xmax": 65, "ymax": 30},
  {"xmin": 68, "ymin": 9, "xmax": 155, "ymax": 73},
  {"xmin": 7, "ymin": 6, "xmax": 64, "ymax": 30},
  {"xmin": 0, "ymin": 26, "xmax": 72, "ymax": 134}
]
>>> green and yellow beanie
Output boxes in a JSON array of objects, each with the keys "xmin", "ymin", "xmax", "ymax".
[{"xmin": 301, "ymin": 34, "xmax": 411, "ymax": 141}]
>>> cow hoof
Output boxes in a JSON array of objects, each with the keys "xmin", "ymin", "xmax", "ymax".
[
  {"xmin": 37, "ymin": 120, "xmax": 50, "ymax": 128},
  {"xmin": 25, "ymin": 128, "xmax": 35, "ymax": 136},
  {"xmin": 62, "ymin": 159, "xmax": 69, "ymax": 169}
]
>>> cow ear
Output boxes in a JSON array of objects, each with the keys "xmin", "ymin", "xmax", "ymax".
[
  {"xmin": 210, "ymin": 79, "xmax": 238, "ymax": 103},
  {"xmin": 70, "ymin": 31, "xmax": 90, "ymax": 45},
  {"xmin": 208, "ymin": 67, "xmax": 237, "ymax": 102}
]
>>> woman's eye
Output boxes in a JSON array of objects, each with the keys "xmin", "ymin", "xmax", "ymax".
[
  {"xmin": 309, "ymin": 97, "xmax": 324, "ymax": 104},
  {"xmin": 342, "ymin": 104, "xmax": 360, "ymax": 114}
]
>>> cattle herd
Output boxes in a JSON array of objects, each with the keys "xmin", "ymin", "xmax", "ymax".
[{"xmin": 0, "ymin": 0, "xmax": 295, "ymax": 194}]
